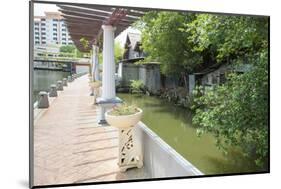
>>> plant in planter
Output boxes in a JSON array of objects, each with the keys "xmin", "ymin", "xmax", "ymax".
[
  {"xmin": 105, "ymin": 104, "xmax": 143, "ymax": 172},
  {"xmin": 89, "ymin": 80, "xmax": 102, "ymax": 102},
  {"xmin": 89, "ymin": 80, "xmax": 102, "ymax": 89},
  {"xmin": 106, "ymin": 104, "xmax": 142, "ymax": 128}
]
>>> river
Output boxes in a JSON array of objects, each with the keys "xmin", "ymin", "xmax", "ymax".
[
  {"xmin": 117, "ymin": 93, "xmax": 263, "ymax": 175},
  {"xmin": 33, "ymin": 70, "xmax": 70, "ymax": 103}
]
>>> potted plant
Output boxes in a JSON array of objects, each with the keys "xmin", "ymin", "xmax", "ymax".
[
  {"xmin": 105, "ymin": 104, "xmax": 143, "ymax": 128},
  {"xmin": 89, "ymin": 80, "xmax": 102, "ymax": 89},
  {"xmin": 89, "ymin": 80, "xmax": 102, "ymax": 102}
]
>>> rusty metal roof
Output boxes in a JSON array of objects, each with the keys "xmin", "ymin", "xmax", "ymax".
[{"xmin": 57, "ymin": 4, "xmax": 148, "ymax": 52}]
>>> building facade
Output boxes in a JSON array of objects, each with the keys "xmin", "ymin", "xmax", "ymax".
[
  {"xmin": 123, "ymin": 32, "xmax": 145, "ymax": 61},
  {"xmin": 34, "ymin": 12, "xmax": 73, "ymax": 46}
]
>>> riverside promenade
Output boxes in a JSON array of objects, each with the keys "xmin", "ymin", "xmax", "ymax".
[{"xmin": 33, "ymin": 75, "xmax": 148, "ymax": 186}]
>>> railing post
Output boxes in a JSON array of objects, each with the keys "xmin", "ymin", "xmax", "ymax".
[
  {"xmin": 49, "ymin": 84, "xmax": 58, "ymax": 97},
  {"xmin": 63, "ymin": 78, "xmax": 68, "ymax": 86},
  {"xmin": 57, "ymin": 80, "xmax": 63, "ymax": 91},
  {"xmin": 38, "ymin": 91, "xmax": 49, "ymax": 108}
]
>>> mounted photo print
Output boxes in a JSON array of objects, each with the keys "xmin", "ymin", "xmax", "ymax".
[{"xmin": 29, "ymin": 0, "xmax": 269, "ymax": 188}]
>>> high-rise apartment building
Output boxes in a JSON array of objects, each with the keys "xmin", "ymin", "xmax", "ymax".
[{"xmin": 34, "ymin": 12, "xmax": 73, "ymax": 46}]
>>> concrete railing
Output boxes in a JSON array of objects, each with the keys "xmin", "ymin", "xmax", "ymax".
[{"xmin": 135, "ymin": 122, "xmax": 203, "ymax": 178}]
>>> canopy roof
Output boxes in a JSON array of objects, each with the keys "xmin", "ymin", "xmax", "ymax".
[{"xmin": 57, "ymin": 4, "xmax": 149, "ymax": 52}]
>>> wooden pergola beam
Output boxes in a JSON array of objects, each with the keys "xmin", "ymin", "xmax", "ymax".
[{"xmin": 58, "ymin": 4, "xmax": 149, "ymax": 51}]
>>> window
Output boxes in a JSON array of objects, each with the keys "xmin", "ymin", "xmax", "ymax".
[
  {"xmin": 53, "ymin": 23, "xmax": 57, "ymax": 27},
  {"xmin": 53, "ymin": 33, "xmax": 57, "ymax": 36},
  {"xmin": 41, "ymin": 32, "xmax": 46, "ymax": 35},
  {"xmin": 53, "ymin": 28, "xmax": 57, "ymax": 32},
  {"xmin": 41, "ymin": 28, "xmax": 45, "ymax": 31},
  {"xmin": 62, "ymin": 28, "xmax": 66, "ymax": 32},
  {"xmin": 62, "ymin": 42, "xmax": 66, "ymax": 45},
  {"xmin": 42, "ymin": 41, "xmax": 46, "ymax": 44},
  {"xmin": 41, "ymin": 23, "xmax": 46, "ymax": 26},
  {"xmin": 35, "ymin": 41, "xmax": 40, "ymax": 44},
  {"xmin": 42, "ymin": 37, "xmax": 46, "ymax": 40},
  {"xmin": 53, "ymin": 37, "xmax": 57, "ymax": 40},
  {"xmin": 62, "ymin": 38, "xmax": 66, "ymax": 41},
  {"xmin": 35, "ymin": 32, "xmax": 39, "ymax": 35},
  {"xmin": 41, "ymin": 18, "xmax": 46, "ymax": 21},
  {"xmin": 53, "ymin": 19, "xmax": 58, "ymax": 22},
  {"xmin": 35, "ymin": 23, "xmax": 39, "ymax": 25},
  {"xmin": 35, "ymin": 37, "xmax": 39, "ymax": 39},
  {"xmin": 62, "ymin": 33, "xmax": 66, "ymax": 36}
]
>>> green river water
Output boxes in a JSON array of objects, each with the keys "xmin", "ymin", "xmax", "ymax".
[{"xmin": 117, "ymin": 93, "xmax": 263, "ymax": 175}]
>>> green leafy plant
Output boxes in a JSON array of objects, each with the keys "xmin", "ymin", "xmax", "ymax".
[
  {"xmin": 192, "ymin": 50, "xmax": 268, "ymax": 168},
  {"xmin": 130, "ymin": 80, "xmax": 144, "ymax": 93},
  {"xmin": 109, "ymin": 104, "xmax": 140, "ymax": 116},
  {"xmin": 80, "ymin": 37, "xmax": 89, "ymax": 50}
]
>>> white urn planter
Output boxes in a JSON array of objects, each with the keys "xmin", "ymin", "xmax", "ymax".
[
  {"xmin": 89, "ymin": 81, "xmax": 102, "ymax": 102},
  {"xmin": 89, "ymin": 81, "xmax": 102, "ymax": 90},
  {"xmin": 105, "ymin": 108, "xmax": 143, "ymax": 172}
]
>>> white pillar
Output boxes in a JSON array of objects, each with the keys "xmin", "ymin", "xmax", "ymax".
[
  {"xmin": 92, "ymin": 45, "xmax": 100, "ymax": 81},
  {"xmin": 102, "ymin": 25, "xmax": 116, "ymax": 100}
]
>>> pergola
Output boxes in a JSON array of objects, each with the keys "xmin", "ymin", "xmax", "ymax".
[
  {"xmin": 57, "ymin": 4, "xmax": 148, "ymax": 52},
  {"xmin": 57, "ymin": 4, "xmax": 149, "ymax": 123}
]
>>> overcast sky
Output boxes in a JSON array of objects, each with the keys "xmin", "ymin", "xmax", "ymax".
[
  {"xmin": 34, "ymin": 3, "xmax": 141, "ymax": 46},
  {"xmin": 34, "ymin": 3, "xmax": 58, "ymax": 16}
]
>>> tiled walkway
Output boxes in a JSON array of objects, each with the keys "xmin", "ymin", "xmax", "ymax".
[{"xmin": 33, "ymin": 75, "xmax": 149, "ymax": 186}]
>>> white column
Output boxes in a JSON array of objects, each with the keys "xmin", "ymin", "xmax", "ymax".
[
  {"xmin": 91, "ymin": 46, "xmax": 95, "ymax": 79},
  {"xmin": 102, "ymin": 25, "xmax": 116, "ymax": 100},
  {"xmin": 92, "ymin": 45, "xmax": 100, "ymax": 81}
]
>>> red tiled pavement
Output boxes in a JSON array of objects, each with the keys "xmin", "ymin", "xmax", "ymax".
[{"xmin": 33, "ymin": 75, "xmax": 148, "ymax": 186}]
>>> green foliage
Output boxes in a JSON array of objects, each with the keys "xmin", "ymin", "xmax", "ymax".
[
  {"xmin": 137, "ymin": 11, "xmax": 202, "ymax": 76},
  {"xmin": 80, "ymin": 37, "xmax": 90, "ymax": 49},
  {"xmin": 114, "ymin": 42, "xmax": 124, "ymax": 63},
  {"xmin": 59, "ymin": 45, "xmax": 76, "ymax": 53},
  {"xmin": 130, "ymin": 80, "xmax": 144, "ymax": 93},
  {"xmin": 109, "ymin": 104, "xmax": 140, "ymax": 116},
  {"xmin": 184, "ymin": 14, "xmax": 268, "ymax": 63},
  {"xmin": 192, "ymin": 50, "xmax": 268, "ymax": 168},
  {"xmin": 96, "ymin": 42, "xmax": 124, "ymax": 64}
]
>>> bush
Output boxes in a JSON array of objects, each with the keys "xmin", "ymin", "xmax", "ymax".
[
  {"xmin": 192, "ymin": 51, "xmax": 268, "ymax": 168},
  {"xmin": 130, "ymin": 80, "xmax": 144, "ymax": 93}
]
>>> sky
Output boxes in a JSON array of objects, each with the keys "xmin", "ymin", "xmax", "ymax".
[{"xmin": 34, "ymin": 3, "xmax": 141, "ymax": 47}]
